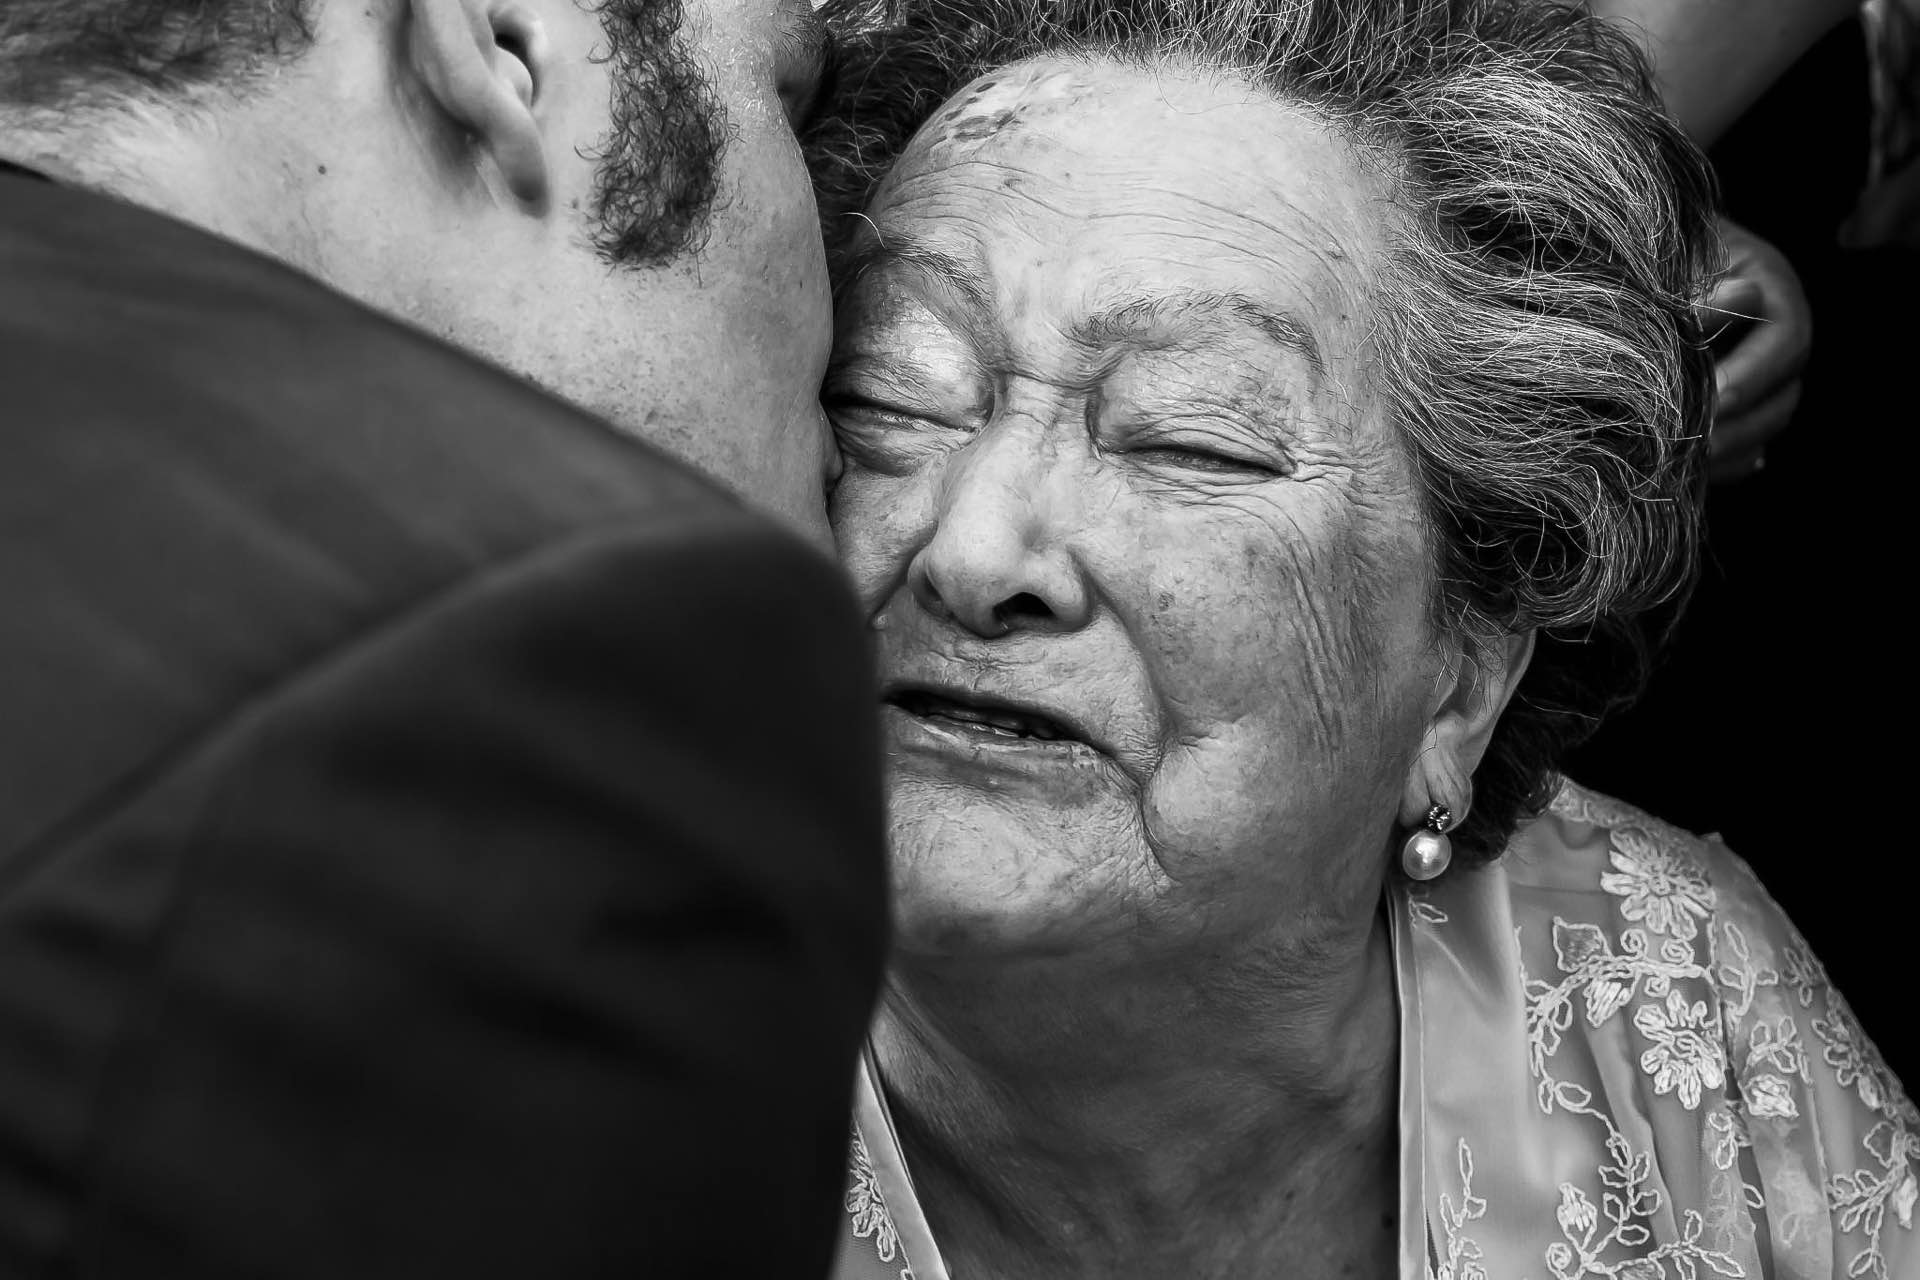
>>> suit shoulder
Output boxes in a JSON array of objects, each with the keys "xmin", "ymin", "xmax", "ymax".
[{"xmin": 1, "ymin": 187, "xmax": 815, "ymax": 861}]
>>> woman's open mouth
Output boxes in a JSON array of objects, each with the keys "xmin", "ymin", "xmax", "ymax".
[
  {"xmin": 886, "ymin": 688, "xmax": 1078, "ymax": 743},
  {"xmin": 877, "ymin": 682, "xmax": 1120, "ymax": 786}
]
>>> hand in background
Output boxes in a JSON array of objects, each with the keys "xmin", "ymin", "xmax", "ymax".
[{"xmin": 1700, "ymin": 218, "xmax": 1811, "ymax": 481}]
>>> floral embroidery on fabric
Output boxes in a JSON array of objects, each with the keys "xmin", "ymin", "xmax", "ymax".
[
  {"xmin": 1428, "ymin": 1139, "xmax": 1490, "ymax": 1280},
  {"xmin": 1713, "ymin": 923, "xmax": 1779, "ymax": 1024},
  {"xmin": 1408, "ymin": 883, "xmax": 1450, "ymax": 927},
  {"xmin": 1808, "ymin": 991, "xmax": 1920, "ymax": 1277},
  {"xmin": 1817, "ymin": 1000, "xmax": 1898, "ymax": 1115},
  {"xmin": 1706, "ymin": 1106, "xmax": 1750, "ymax": 1173},
  {"xmin": 1633, "ymin": 990, "xmax": 1726, "ymax": 1110},
  {"xmin": 1704, "ymin": 1105, "xmax": 1766, "ymax": 1255},
  {"xmin": 1528, "ymin": 914, "xmax": 1711, "ymax": 1117},
  {"xmin": 1741, "ymin": 1074, "xmax": 1798, "ymax": 1121},
  {"xmin": 1597, "ymin": 827, "xmax": 1715, "ymax": 943},
  {"xmin": 1780, "ymin": 934, "xmax": 1825, "ymax": 1010},
  {"xmin": 1517, "ymin": 781, "xmax": 1919, "ymax": 1279},
  {"xmin": 1830, "ymin": 1122, "xmax": 1920, "ymax": 1279},
  {"xmin": 1547, "ymin": 785, "xmax": 1642, "ymax": 831},
  {"xmin": 1742, "ymin": 1014, "xmax": 1802, "ymax": 1077},
  {"xmin": 846, "ymin": 1128, "xmax": 914, "ymax": 1280},
  {"xmin": 1516, "ymin": 791, "xmax": 1750, "ymax": 1276}
]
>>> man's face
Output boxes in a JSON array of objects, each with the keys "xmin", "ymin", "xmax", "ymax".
[{"xmin": 322, "ymin": 0, "xmax": 837, "ymax": 541}]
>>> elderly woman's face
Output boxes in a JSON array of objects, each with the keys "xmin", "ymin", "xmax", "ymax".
[{"xmin": 830, "ymin": 59, "xmax": 1448, "ymax": 957}]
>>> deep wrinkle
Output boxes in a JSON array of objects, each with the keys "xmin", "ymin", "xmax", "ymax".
[
  {"xmin": 832, "ymin": 246, "xmax": 1323, "ymax": 477},
  {"xmin": 826, "ymin": 57, "xmax": 1442, "ymax": 1277}
]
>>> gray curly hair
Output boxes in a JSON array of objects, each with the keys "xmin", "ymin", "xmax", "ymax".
[{"xmin": 804, "ymin": 0, "xmax": 1721, "ymax": 864}]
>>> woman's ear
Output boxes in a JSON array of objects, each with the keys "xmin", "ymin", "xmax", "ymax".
[
  {"xmin": 406, "ymin": 0, "xmax": 551, "ymax": 209},
  {"xmin": 1399, "ymin": 629, "xmax": 1536, "ymax": 828}
]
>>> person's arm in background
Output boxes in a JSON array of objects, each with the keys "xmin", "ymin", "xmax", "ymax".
[
  {"xmin": 1589, "ymin": 0, "xmax": 1861, "ymax": 479},
  {"xmin": 1591, "ymin": 0, "xmax": 1859, "ymax": 143}
]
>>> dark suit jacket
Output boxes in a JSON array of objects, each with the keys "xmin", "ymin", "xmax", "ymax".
[{"xmin": 0, "ymin": 168, "xmax": 888, "ymax": 1276}]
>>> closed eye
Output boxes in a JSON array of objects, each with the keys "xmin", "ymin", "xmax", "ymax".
[
  {"xmin": 824, "ymin": 393, "xmax": 912, "ymax": 423},
  {"xmin": 824, "ymin": 392, "xmax": 967, "ymax": 431},
  {"xmin": 823, "ymin": 393, "xmax": 968, "ymax": 473},
  {"xmin": 1126, "ymin": 443, "xmax": 1289, "ymax": 479}
]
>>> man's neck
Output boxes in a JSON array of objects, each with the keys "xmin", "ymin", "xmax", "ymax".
[
  {"xmin": 873, "ymin": 907, "xmax": 1402, "ymax": 1279},
  {"xmin": 0, "ymin": 110, "xmax": 323, "ymax": 273},
  {"xmin": 0, "ymin": 139, "xmax": 87, "ymax": 187}
]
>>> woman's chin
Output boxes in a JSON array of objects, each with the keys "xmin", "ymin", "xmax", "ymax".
[
  {"xmin": 887, "ymin": 901, "xmax": 1132, "ymax": 963},
  {"xmin": 885, "ymin": 800, "xmax": 1149, "ymax": 962}
]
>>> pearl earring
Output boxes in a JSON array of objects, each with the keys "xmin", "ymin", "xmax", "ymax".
[{"xmin": 1400, "ymin": 803, "xmax": 1453, "ymax": 881}]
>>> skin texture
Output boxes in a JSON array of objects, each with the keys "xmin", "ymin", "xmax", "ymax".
[
  {"xmin": 0, "ymin": 0, "xmax": 838, "ymax": 539},
  {"xmin": 828, "ymin": 58, "xmax": 1532, "ymax": 1277}
]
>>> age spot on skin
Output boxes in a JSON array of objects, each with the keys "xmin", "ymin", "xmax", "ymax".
[
  {"xmin": 928, "ymin": 68, "xmax": 1089, "ymax": 151},
  {"xmin": 949, "ymin": 110, "xmax": 1019, "ymax": 144}
]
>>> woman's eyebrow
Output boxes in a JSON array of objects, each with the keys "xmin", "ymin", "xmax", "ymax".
[
  {"xmin": 1076, "ymin": 291, "xmax": 1324, "ymax": 375},
  {"xmin": 838, "ymin": 232, "xmax": 994, "ymax": 318}
]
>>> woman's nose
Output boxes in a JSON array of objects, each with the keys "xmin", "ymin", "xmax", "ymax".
[{"xmin": 906, "ymin": 430, "xmax": 1091, "ymax": 638}]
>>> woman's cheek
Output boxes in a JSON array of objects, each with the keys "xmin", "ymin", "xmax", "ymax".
[
  {"xmin": 831, "ymin": 470, "xmax": 917, "ymax": 609},
  {"xmin": 1137, "ymin": 731, "xmax": 1304, "ymax": 893},
  {"xmin": 1129, "ymin": 529, "xmax": 1298, "ymax": 737},
  {"xmin": 1125, "ymin": 567, "xmax": 1287, "ymax": 856},
  {"xmin": 1125, "ymin": 502, "xmax": 1367, "ymax": 846}
]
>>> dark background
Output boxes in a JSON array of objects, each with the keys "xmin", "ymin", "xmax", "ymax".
[{"xmin": 1568, "ymin": 21, "xmax": 1915, "ymax": 1083}]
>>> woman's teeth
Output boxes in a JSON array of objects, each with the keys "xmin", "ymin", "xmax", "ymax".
[
  {"xmin": 933, "ymin": 705, "xmax": 1062, "ymax": 740},
  {"xmin": 895, "ymin": 692, "xmax": 1068, "ymax": 741}
]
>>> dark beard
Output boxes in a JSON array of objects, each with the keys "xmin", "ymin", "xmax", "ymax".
[{"xmin": 583, "ymin": 0, "xmax": 727, "ymax": 267}]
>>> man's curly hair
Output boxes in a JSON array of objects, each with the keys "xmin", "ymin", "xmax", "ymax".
[
  {"xmin": 806, "ymin": 0, "xmax": 1721, "ymax": 864},
  {"xmin": 0, "ymin": 1, "xmax": 316, "ymax": 106}
]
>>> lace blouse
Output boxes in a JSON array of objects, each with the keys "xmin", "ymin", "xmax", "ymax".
[{"xmin": 833, "ymin": 780, "xmax": 1918, "ymax": 1279}]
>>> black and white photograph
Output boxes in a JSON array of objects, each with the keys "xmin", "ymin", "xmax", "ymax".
[{"xmin": 3, "ymin": 0, "xmax": 1914, "ymax": 1275}]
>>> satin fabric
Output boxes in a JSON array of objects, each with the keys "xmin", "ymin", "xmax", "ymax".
[{"xmin": 835, "ymin": 779, "xmax": 1918, "ymax": 1278}]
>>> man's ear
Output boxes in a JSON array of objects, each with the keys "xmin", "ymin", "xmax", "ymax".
[
  {"xmin": 1399, "ymin": 629, "xmax": 1536, "ymax": 828},
  {"xmin": 407, "ymin": 0, "xmax": 551, "ymax": 209}
]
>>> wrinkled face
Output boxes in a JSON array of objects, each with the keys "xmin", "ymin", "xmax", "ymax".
[
  {"xmin": 327, "ymin": 0, "xmax": 836, "ymax": 540},
  {"xmin": 829, "ymin": 59, "xmax": 1450, "ymax": 958}
]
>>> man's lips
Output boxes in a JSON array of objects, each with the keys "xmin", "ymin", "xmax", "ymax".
[{"xmin": 881, "ymin": 682, "xmax": 1107, "ymax": 755}]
